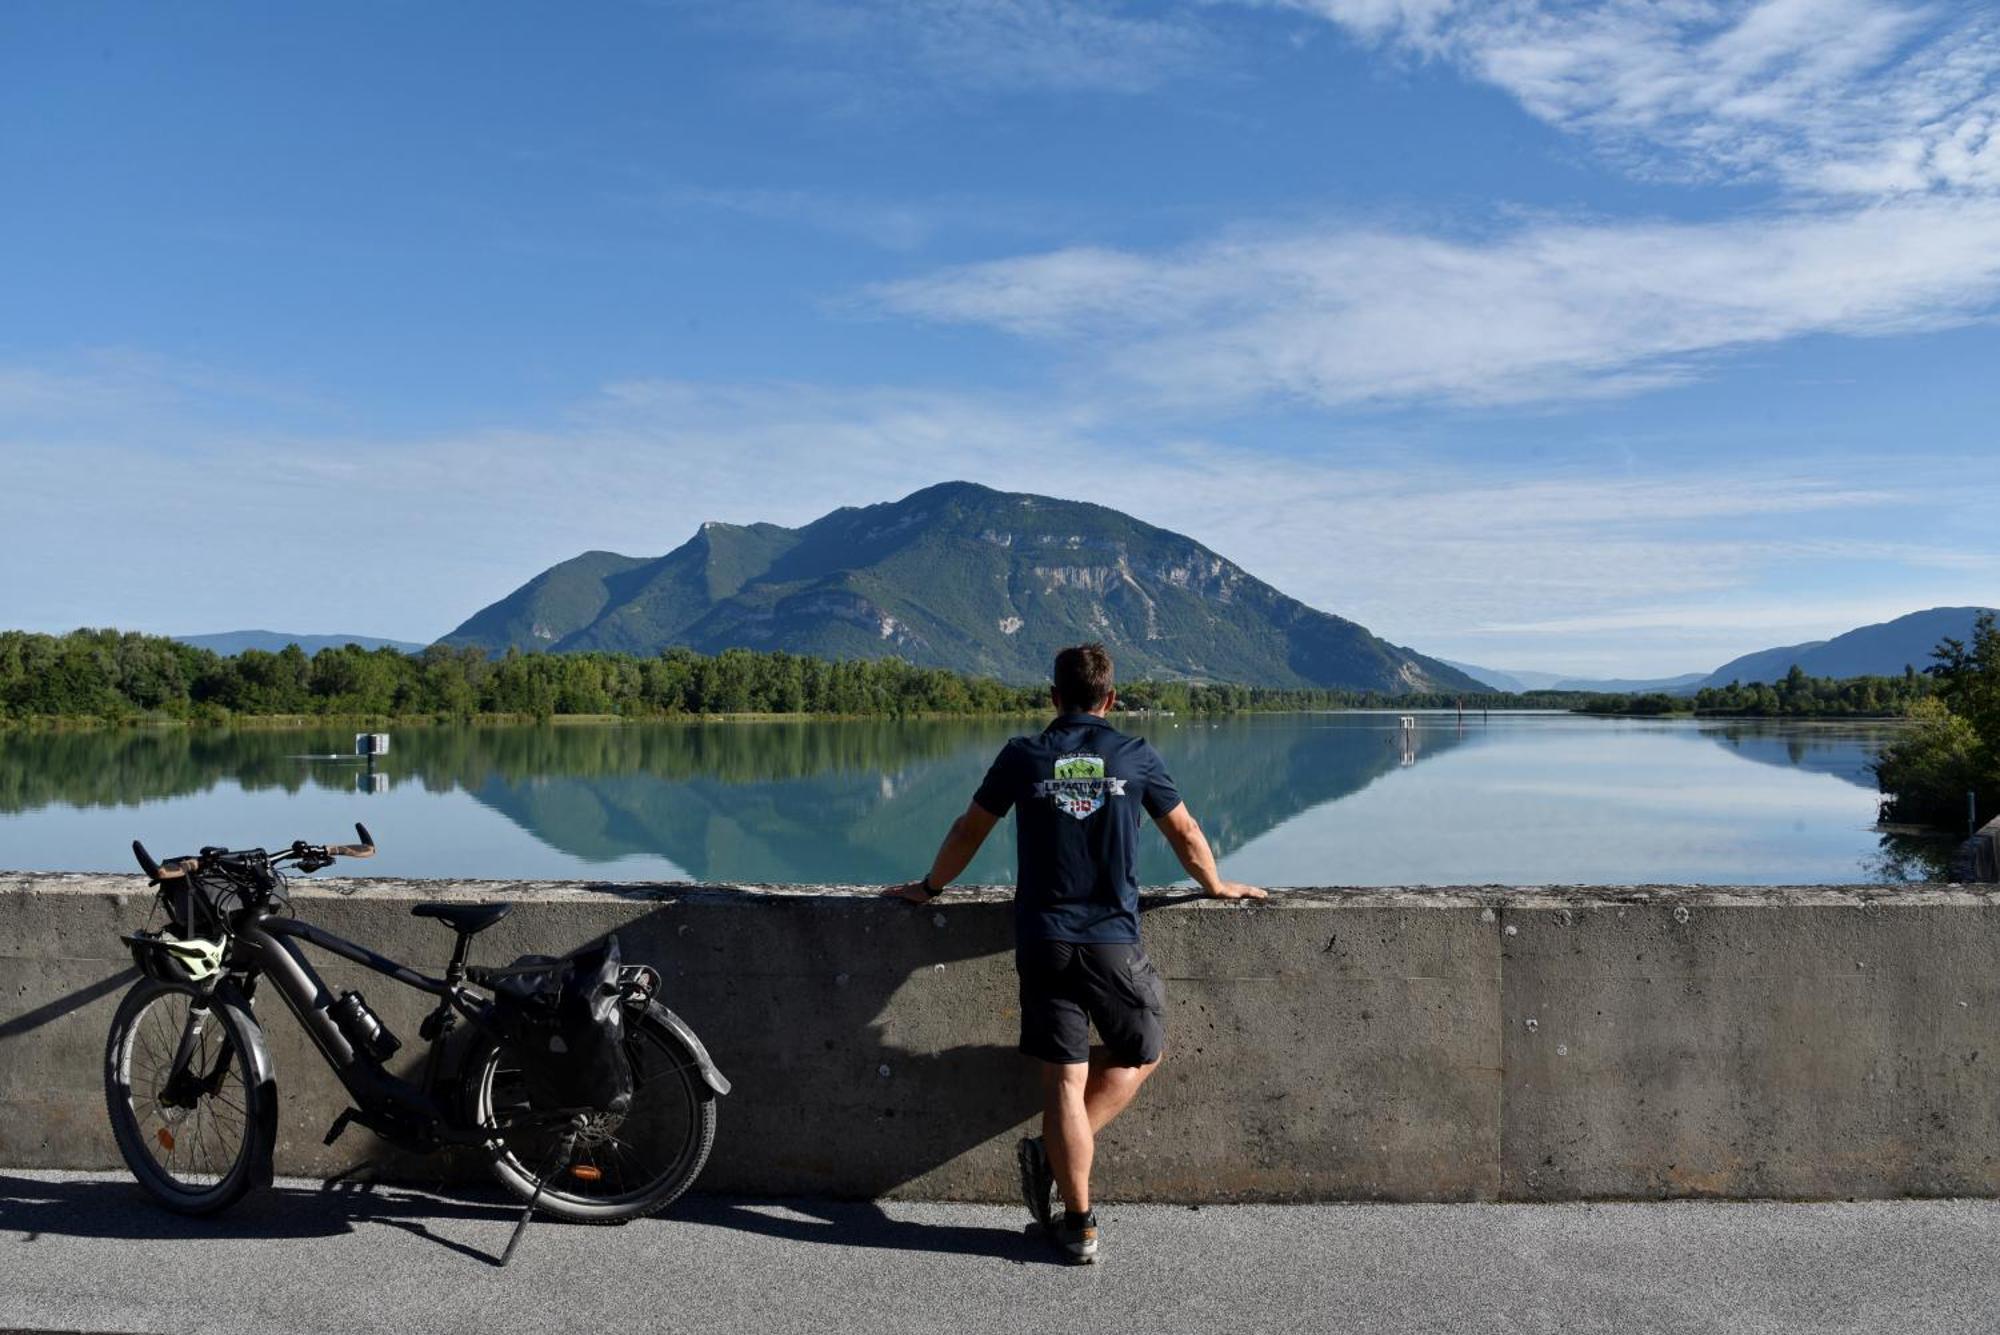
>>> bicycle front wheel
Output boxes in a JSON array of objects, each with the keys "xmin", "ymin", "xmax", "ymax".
[
  {"xmin": 103, "ymin": 977, "xmax": 271, "ymax": 1215},
  {"xmin": 467, "ymin": 1005, "xmax": 717, "ymax": 1224}
]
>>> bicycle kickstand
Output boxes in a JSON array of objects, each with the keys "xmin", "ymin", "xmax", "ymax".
[{"xmin": 499, "ymin": 1116, "xmax": 584, "ymax": 1268}]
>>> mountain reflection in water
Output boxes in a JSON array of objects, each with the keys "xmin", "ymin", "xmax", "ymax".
[{"xmin": 0, "ymin": 714, "xmax": 1942, "ymax": 884}]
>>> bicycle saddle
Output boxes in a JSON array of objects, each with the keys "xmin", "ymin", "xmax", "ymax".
[{"xmin": 410, "ymin": 902, "xmax": 513, "ymax": 935}]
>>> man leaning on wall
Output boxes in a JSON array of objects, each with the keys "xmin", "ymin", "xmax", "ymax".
[{"xmin": 885, "ymin": 642, "xmax": 1265, "ymax": 1263}]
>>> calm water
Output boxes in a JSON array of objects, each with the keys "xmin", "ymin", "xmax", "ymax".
[{"xmin": 0, "ymin": 714, "xmax": 1949, "ymax": 885}]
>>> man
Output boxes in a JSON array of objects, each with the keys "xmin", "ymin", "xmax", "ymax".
[{"xmin": 885, "ymin": 642, "xmax": 1265, "ymax": 1264}]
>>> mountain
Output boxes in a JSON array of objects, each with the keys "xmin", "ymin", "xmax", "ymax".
[
  {"xmin": 176, "ymin": 631, "xmax": 427, "ymax": 657},
  {"xmin": 1441, "ymin": 660, "xmax": 1708, "ymax": 694},
  {"xmin": 1553, "ymin": 672, "xmax": 1710, "ymax": 694},
  {"xmin": 1699, "ymin": 607, "xmax": 1996, "ymax": 687},
  {"xmin": 441, "ymin": 481, "xmax": 1482, "ymax": 693},
  {"xmin": 1439, "ymin": 659, "xmax": 1533, "ymax": 692}
]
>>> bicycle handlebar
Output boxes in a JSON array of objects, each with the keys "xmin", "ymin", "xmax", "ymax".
[
  {"xmin": 326, "ymin": 823, "xmax": 376, "ymax": 859},
  {"xmin": 132, "ymin": 823, "xmax": 376, "ymax": 882}
]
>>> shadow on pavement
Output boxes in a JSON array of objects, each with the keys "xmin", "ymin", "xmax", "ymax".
[
  {"xmin": 0, "ymin": 1174, "xmax": 1062, "ymax": 1268},
  {"xmin": 0, "ymin": 1172, "xmax": 522, "ymax": 1264},
  {"xmin": 675, "ymin": 1196, "xmax": 1063, "ymax": 1266}
]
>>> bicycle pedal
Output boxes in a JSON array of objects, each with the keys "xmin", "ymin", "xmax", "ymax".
[{"xmin": 323, "ymin": 1108, "xmax": 359, "ymax": 1146}]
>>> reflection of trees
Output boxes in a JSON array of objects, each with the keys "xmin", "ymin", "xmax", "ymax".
[
  {"xmin": 0, "ymin": 716, "xmax": 1470, "ymax": 883},
  {"xmin": 1698, "ymin": 723, "xmax": 1898, "ymax": 790},
  {"xmin": 0, "ymin": 721, "xmax": 1004, "ymax": 812},
  {"xmin": 1864, "ymin": 831, "xmax": 1961, "ymax": 882},
  {"xmin": 0, "ymin": 728, "xmax": 336, "ymax": 811}
]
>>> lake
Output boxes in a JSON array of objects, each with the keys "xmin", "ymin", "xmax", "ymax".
[{"xmin": 0, "ymin": 713, "xmax": 1949, "ymax": 886}]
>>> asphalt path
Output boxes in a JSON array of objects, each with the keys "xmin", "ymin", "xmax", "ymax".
[{"xmin": 3, "ymin": 1170, "xmax": 1998, "ymax": 1335}]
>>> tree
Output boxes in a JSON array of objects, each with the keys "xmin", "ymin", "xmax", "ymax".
[{"xmin": 1874, "ymin": 612, "xmax": 2000, "ymax": 831}]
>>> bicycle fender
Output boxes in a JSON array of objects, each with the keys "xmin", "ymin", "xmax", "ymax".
[
  {"xmin": 647, "ymin": 1002, "xmax": 731, "ymax": 1097},
  {"xmin": 214, "ymin": 980, "xmax": 282, "ymax": 1187}
]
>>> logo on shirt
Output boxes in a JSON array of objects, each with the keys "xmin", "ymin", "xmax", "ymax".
[{"xmin": 1034, "ymin": 752, "xmax": 1125, "ymax": 820}]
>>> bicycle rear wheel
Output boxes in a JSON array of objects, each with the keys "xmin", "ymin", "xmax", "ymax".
[
  {"xmin": 467, "ymin": 1004, "xmax": 717, "ymax": 1224},
  {"xmin": 103, "ymin": 977, "xmax": 271, "ymax": 1215}
]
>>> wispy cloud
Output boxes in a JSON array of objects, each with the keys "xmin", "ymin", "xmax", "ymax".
[
  {"xmin": 854, "ymin": 1, "xmax": 2000, "ymax": 411},
  {"xmin": 623, "ymin": 181, "xmax": 1086, "ymax": 252},
  {"xmin": 872, "ymin": 193, "xmax": 2000, "ymax": 408},
  {"xmin": 697, "ymin": 0, "xmax": 1212, "ymax": 97},
  {"xmin": 1269, "ymin": 0, "xmax": 2000, "ymax": 196},
  {"xmin": 0, "ymin": 349, "xmax": 323, "ymax": 426}
]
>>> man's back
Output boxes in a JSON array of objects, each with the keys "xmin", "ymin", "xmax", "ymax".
[{"xmin": 973, "ymin": 710, "xmax": 1181, "ymax": 945}]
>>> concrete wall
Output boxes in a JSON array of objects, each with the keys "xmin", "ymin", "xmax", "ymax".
[
  {"xmin": 5, "ymin": 874, "xmax": 2000, "ymax": 1202},
  {"xmin": 1960, "ymin": 816, "xmax": 2000, "ymax": 883}
]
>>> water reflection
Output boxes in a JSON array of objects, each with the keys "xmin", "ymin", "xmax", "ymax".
[
  {"xmin": 1696, "ymin": 721, "xmax": 1901, "ymax": 789},
  {"xmin": 0, "ymin": 716, "xmax": 1469, "ymax": 885},
  {"xmin": 0, "ymin": 714, "xmax": 1924, "ymax": 884}
]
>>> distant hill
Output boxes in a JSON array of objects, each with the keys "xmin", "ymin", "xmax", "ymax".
[
  {"xmin": 1439, "ymin": 659, "xmax": 1534, "ymax": 692},
  {"xmin": 1554, "ymin": 672, "xmax": 1710, "ymax": 694},
  {"xmin": 1442, "ymin": 660, "xmax": 1707, "ymax": 694},
  {"xmin": 442, "ymin": 481, "xmax": 1482, "ymax": 694},
  {"xmin": 176, "ymin": 631, "xmax": 427, "ymax": 657},
  {"xmin": 1699, "ymin": 607, "xmax": 1996, "ymax": 687}
]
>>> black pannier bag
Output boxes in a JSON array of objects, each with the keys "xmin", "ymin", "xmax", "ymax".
[{"xmin": 490, "ymin": 934, "xmax": 635, "ymax": 1115}]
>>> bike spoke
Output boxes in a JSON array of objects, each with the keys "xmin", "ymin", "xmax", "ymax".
[{"xmin": 122, "ymin": 986, "xmax": 252, "ymax": 1193}]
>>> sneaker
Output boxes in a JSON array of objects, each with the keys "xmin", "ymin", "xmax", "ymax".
[
  {"xmin": 1053, "ymin": 1209, "xmax": 1099, "ymax": 1265},
  {"xmin": 1016, "ymin": 1136, "xmax": 1056, "ymax": 1231}
]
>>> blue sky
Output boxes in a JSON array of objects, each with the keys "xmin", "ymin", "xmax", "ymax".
[{"xmin": 3, "ymin": 0, "xmax": 1996, "ymax": 675}]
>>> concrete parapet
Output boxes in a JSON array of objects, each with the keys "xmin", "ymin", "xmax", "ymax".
[
  {"xmin": 1959, "ymin": 817, "xmax": 2000, "ymax": 883},
  {"xmin": 4, "ymin": 875, "xmax": 1999, "ymax": 1202}
]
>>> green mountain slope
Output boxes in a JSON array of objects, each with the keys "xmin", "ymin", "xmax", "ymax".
[
  {"xmin": 441, "ymin": 481, "xmax": 1480, "ymax": 693},
  {"xmin": 1700, "ymin": 607, "xmax": 1997, "ymax": 687},
  {"xmin": 444, "ymin": 550, "xmax": 650, "ymax": 651}
]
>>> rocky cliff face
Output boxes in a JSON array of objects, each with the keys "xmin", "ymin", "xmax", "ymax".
[{"xmin": 442, "ymin": 481, "xmax": 1479, "ymax": 692}]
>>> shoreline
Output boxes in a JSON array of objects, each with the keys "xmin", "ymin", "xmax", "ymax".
[{"xmin": 0, "ymin": 707, "xmax": 1925, "ymax": 732}]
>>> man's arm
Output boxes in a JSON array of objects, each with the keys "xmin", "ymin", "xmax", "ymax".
[
  {"xmin": 1152, "ymin": 802, "xmax": 1267, "ymax": 900},
  {"xmin": 883, "ymin": 799, "xmax": 1002, "ymax": 903}
]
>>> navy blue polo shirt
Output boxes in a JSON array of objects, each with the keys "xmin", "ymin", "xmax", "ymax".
[{"xmin": 972, "ymin": 712, "xmax": 1183, "ymax": 944}]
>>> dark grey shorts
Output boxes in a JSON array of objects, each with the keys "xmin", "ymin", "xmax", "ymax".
[{"xmin": 1016, "ymin": 939, "xmax": 1166, "ymax": 1067}]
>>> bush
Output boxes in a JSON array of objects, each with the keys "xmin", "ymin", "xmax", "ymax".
[
  {"xmin": 1873, "ymin": 613, "xmax": 2000, "ymax": 831},
  {"xmin": 1873, "ymin": 697, "xmax": 1991, "ymax": 827}
]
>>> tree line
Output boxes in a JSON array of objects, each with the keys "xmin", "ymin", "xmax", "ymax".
[
  {"xmin": 1575, "ymin": 666, "xmax": 1936, "ymax": 718},
  {"xmin": 0, "ymin": 628, "xmax": 1602, "ymax": 725},
  {"xmin": 0, "ymin": 630, "xmax": 1053, "ymax": 722}
]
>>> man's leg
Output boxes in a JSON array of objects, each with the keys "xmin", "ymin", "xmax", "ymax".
[
  {"xmin": 1043, "ymin": 1052, "xmax": 1160, "ymax": 1214},
  {"xmin": 1041, "ymin": 1061, "xmax": 1093, "ymax": 1213},
  {"xmin": 1084, "ymin": 1048, "xmax": 1159, "ymax": 1133}
]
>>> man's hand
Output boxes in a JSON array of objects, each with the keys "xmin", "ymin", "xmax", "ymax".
[
  {"xmin": 1154, "ymin": 803, "xmax": 1265, "ymax": 901},
  {"xmin": 1206, "ymin": 881, "xmax": 1267, "ymax": 900},
  {"xmin": 886, "ymin": 802, "xmax": 1000, "ymax": 907}
]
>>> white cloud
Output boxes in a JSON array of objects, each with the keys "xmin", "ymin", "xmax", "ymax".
[
  {"xmin": 1272, "ymin": 0, "xmax": 2000, "ymax": 196},
  {"xmin": 873, "ymin": 193, "xmax": 2000, "ymax": 408}
]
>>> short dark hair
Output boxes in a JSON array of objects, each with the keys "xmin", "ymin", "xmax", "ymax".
[{"xmin": 1053, "ymin": 643, "xmax": 1114, "ymax": 712}]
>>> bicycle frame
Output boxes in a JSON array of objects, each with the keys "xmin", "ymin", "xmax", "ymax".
[
  {"xmin": 132, "ymin": 902, "xmax": 581, "ymax": 1154},
  {"xmin": 232, "ymin": 908, "xmax": 486, "ymax": 1143}
]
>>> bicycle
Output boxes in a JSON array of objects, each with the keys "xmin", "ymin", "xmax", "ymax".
[{"xmin": 106, "ymin": 825, "xmax": 729, "ymax": 1261}]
